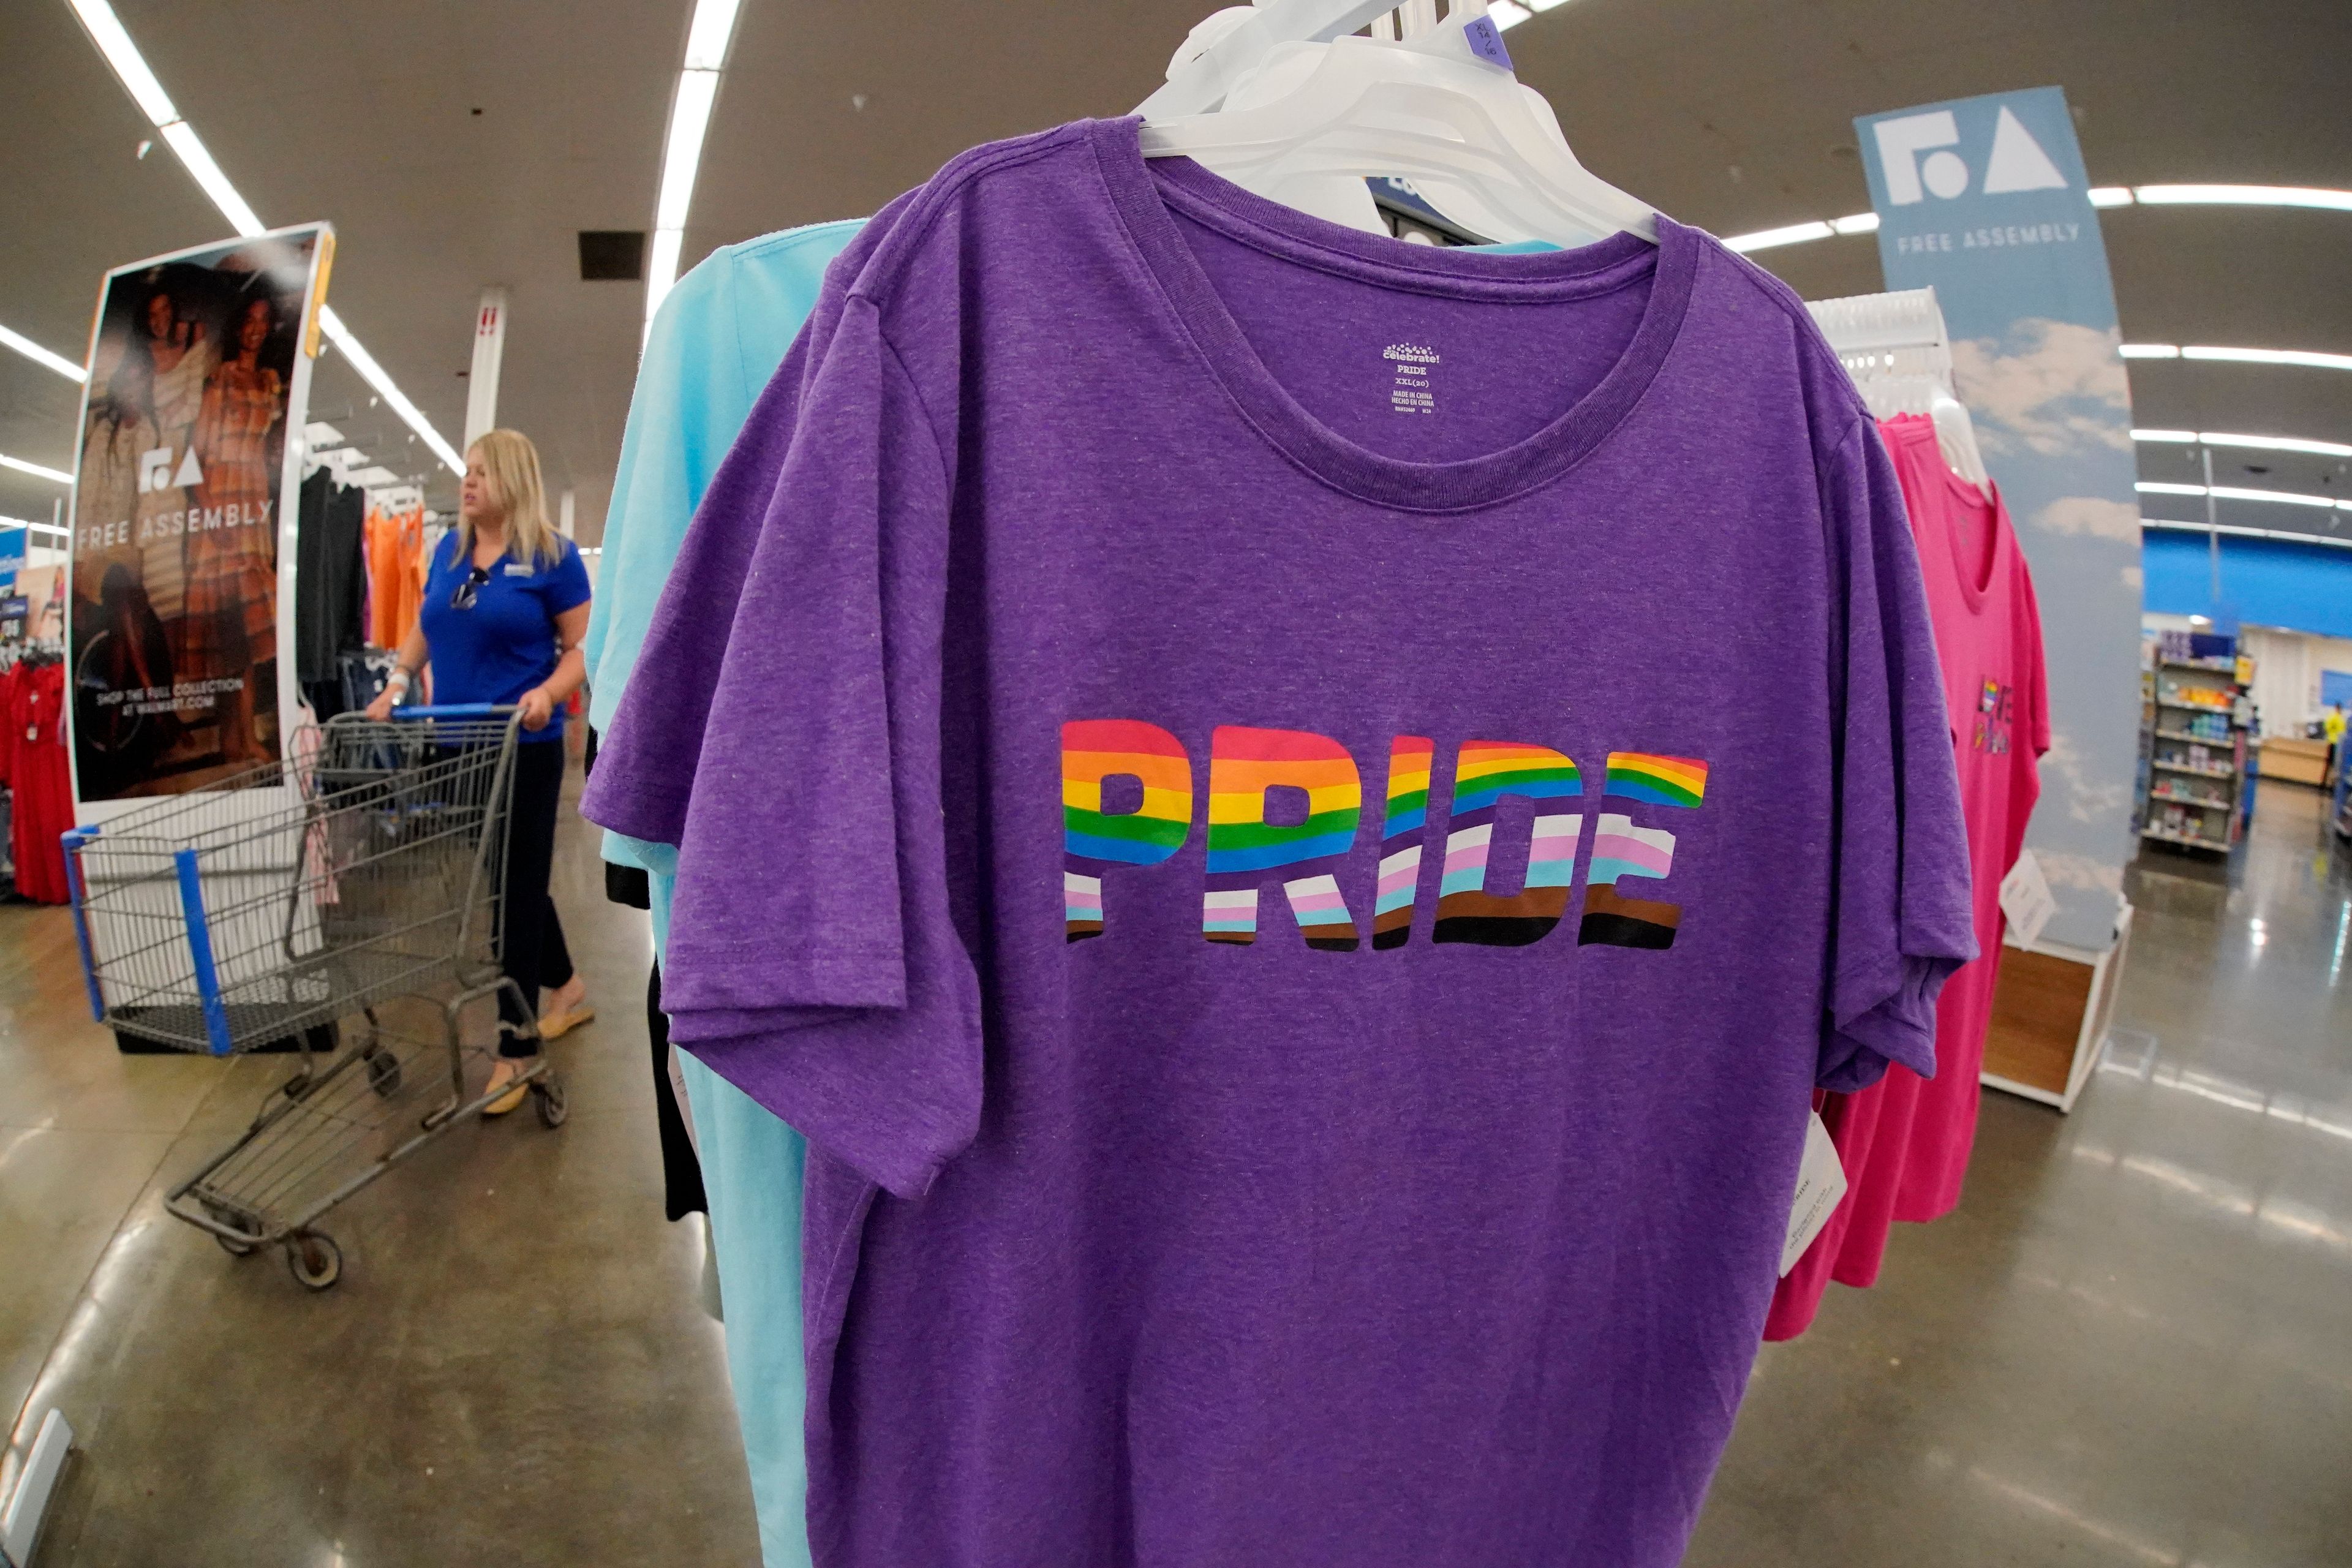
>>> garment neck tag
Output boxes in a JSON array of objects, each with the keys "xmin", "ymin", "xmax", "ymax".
[
  {"xmin": 1779, "ymin": 1110, "xmax": 1847, "ymax": 1278},
  {"xmin": 1998, "ymin": 847, "xmax": 2056, "ymax": 949}
]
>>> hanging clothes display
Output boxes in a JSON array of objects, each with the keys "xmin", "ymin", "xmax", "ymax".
[
  {"xmin": 295, "ymin": 467, "xmax": 369, "ymax": 706},
  {"xmin": 3, "ymin": 655, "xmax": 72, "ymax": 905},
  {"xmin": 1768, "ymin": 412, "xmax": 2048, "ymax": 1339},
  {"xmin": 585, "ymin": 217, "xmax": 864, "ymax": 1568},
  {"xmin": 584, "ymin": 118, "xmax": 1974, "ymax": 1568},
  {"xmin": 364, "ymin": 499, "xmax": 426, "ymax": 650}
]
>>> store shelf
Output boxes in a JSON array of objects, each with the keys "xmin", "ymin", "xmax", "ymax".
[
  {"xmin": 2154, "ymin": 727, "xmax": 2234, "ymax": 744},
  {"xmin": 2142, "ymin": 825, "xmax": 2230, "ymax": 851},
  {"xmin": 2150, "ymin": 759, "xmax": 2235, "ymax": 780},
  {"xmin": 2157, "ymin": 698, "xmax": 2234, "ymax": 714},
  {"xmin": 2161, "ymin": 658, "xmax": 2240, "ymax": 674},
  {"xmin": 2148, "ymin": 789, "xmax": 2229, "ymax": 809}
]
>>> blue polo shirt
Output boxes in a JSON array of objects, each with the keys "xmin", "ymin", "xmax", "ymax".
[{"xmin": 418, "ymin": 529, "xmax": 591, "ymax": 741}]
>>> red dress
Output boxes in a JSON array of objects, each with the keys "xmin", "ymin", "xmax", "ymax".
[
  {"xmin": 1766, "ymin": 415, "xmax": 2049, "ymax": 1338},
  {"xmin": 4, "ymin": 660, "xmax": 74, "ymax": 905}
]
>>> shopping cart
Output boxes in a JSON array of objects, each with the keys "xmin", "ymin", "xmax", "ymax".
[{"xmin": 65, "ymin": 705, "xmax": 566, "ymax": 1291}]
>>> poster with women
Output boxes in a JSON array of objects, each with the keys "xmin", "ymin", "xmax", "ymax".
[{"xmin": 68, "ymin": 224, "xmax": 331, "ymax": 804}]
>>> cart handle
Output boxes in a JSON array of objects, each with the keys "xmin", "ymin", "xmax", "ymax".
[{"xmin": 388, "ymin": 704, "xmax": 514, "ymax": 720}]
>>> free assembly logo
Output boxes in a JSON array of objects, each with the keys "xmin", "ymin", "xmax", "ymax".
[
  {"xmin": 1383, "ymin": 343, "xmax": 1441, "ymax": 364},
  {"xmin": 1873, "ymin": 105, "xmax": 2068, "ymax": 205}
]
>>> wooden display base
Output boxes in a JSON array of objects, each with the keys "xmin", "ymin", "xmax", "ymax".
[
  {"xmin": 2257, "ymin": 735, "xmax": 2331, "ymax": 787},
  {"xmin": 1981, "ymin": 902, "xmax": 2133, "ymax": 1113}
]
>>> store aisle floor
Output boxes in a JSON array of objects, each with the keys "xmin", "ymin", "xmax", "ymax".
[
  {"xmin": 4, "ymin": 777, "xmax": 2348, "ymax": 1567},
  {"xmin": 1692, "ymin": 779, "xmax": 2352, "ymax": 1568},
  {"xmin": 0, "ymin": 776, "xmax": 763, "ymax": 1566}
]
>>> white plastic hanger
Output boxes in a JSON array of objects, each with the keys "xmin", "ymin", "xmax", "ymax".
[
  {"xmin": 1138, "ymin": 0, "xmax": 1415, "ymax": 121},
  {"xmin": 1138, "ymin": 3, "xmax": 1659, "ymax": 248},
  {"xmin": 1808, "ymin": 288, "xmax": 1991, "ymax": 489}
]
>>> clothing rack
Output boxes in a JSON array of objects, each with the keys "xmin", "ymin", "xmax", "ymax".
[{"xmin": 1807, "ymin": 287, "xmax": 1990, "ymax": 487}]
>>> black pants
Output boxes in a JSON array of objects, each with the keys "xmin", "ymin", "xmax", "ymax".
[{"xmin": 498, "ymin": 737, "xmax": 575, "ymax": 1054}]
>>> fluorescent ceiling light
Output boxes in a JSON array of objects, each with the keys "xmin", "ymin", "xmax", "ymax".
[
  {"xmin": 2120, "ymin": 344, "xmax": 2180, "ymax": 358},
  {"xmin": 67, "ymin": 0, "xmax": 462, "ymax": 476},
  {"xmin": 681, "ymin": 0, "xmax": 745, "ymax": 70},
  {"xmin": 1721, "ymin": 183, "xmax": 2352, "ymax": 255},
  {"xmin": 2179, "ymin": 345, "xmax": 2352, "ymax": 373},
  {"xmin": 2135, "ymin": 184, "xmax": 2352, "ymax": 212},
  {"xmin": 2, "ymin": 516, "xmax": 72, "ymax": 538},
  {"xmin": 2132, "ymin": 428, "xmax": 2352, "ymax": 458},
  {"xmin": 644, "ymin": 229, "xmax": 685, "ymax": 326},
  {"xmin": 1724, "ymin": 221, "xmax": 1834, "ymax": 254},
  {"xmin": 2135, "ymin": 480, "xmax": 2352, "ymax": 511},
  {"xmin": 655, "ymin": 70, "xmax": 720, "ymax": 232},
  {"xmin": 160, "ymin": 121, "xmax": 263, "ymax": 238},
  {"xmin": 67, "ymin": 0, "xmax": 176, "ymax": 124},
  {"xmin": 2144, "ymin": 519, "xmax": 2352, "ymax": 550},
  {"xmin": 645, "ymin": 0, "xmax": 745, "ymax": 333},
  {"xmin": 0, "ymin": 452, "xmax": 74, "ymax": 484},
  {"xmin": 0, "ymin": 323, "xmax": 88, "ymax": 383},
  {"xmin": 319, "ymin": 306, "xmax": 464, "ymax": 473}
]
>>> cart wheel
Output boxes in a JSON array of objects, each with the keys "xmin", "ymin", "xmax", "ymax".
[
  {"xmin": 287, "ymin": 1230, "xmax": 342, "ymax": 1291},
  {"xmin": 205, "ymin": 1204, "xmax": 257, "ymax": 1257},
  {"xmin": 535, "ymin": 1077, "xmax": 568, "ymax": 1129},
  {"xmin": 364, "ymin": 1046, "xmax": 402, "ymax": 1098}
]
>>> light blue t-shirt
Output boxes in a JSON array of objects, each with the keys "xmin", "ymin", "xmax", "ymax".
[{"xmin": 588, "ymin": 219, "xmax": 863, "ymax": 1568}]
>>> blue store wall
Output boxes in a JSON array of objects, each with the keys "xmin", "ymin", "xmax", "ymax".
[{"xmin": 2142, "ymin": 530, "xmax": 2352, "ymax": 640}]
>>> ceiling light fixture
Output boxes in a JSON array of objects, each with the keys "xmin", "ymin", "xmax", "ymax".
[
  {"xmin": 1722, "ymin": 184, "xmax": 2352, "ymax": 254},
  {"xmin": 0, "ymin": 451, "xmax": 74, "ymax": 484},
  {"xmin": 0, "ymin": 323, "xmax": 88, "ymax": 383},
  {"xmin": 645, "ymin": 0, "xmax": 745, "ymax": 337},
  {"xmin": 2145, "ymin": 519, "xmax": 2352, "ymax": 551},
  {"xmin": 64, "ymin": 0, "xmax": 462, "ymax": 474},
  {"xmin": 2, "ymin": 516, "xmax": 72, "ymax": 539},
  {"xmin": 2132, "ymin": 428, "xmax": 2352, "ymax": 459},
  {"xmin": 2135, "ymin": 480, "xmax": 2352, "ymax": 511},
  {"xmin": 2135, "ymin": 184, "xmax": 2352, "ymax": 212}
]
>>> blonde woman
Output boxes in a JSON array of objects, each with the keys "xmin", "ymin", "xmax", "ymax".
[{"xmin": 367, "ymin": 429, "xmax": 594, "ymax": 1110}]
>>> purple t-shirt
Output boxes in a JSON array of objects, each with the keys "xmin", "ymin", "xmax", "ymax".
[{"xmin": 585, "ymin": 118, "xmax": 1973, "ymax": 1568}]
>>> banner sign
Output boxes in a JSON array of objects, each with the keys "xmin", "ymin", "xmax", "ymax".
[
  {"xmin": 0, "ymin": 526, "xmax": 24, "ymax": 582},
  {"xmin": 1856, "ymin": 88, "xmax": 2142, "ymax": 953},
  {"xmin": 0, "ymin": 597, "xmax": 26, "ymax": 643},
  {"xmin": 67, "ymin": 225, "xmax": 330, "ymax": 807}
]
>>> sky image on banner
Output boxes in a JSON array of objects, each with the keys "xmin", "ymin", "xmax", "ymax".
[
  {"xmin": 68, "ymin": 227, "xmax": 327, "ymax": 804},
  {"xmin": 1857, "ymin": 88, "xmax": 2141, "ymax": 953}
]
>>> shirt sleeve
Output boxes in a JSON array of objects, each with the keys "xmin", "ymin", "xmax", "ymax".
[
  {"xmin": 1815, "ymin": 415, "xmax": 1978, "ymax": 1093},
  {"xmin": 546, "ymin": 541, "xmax": 592, "ymax": 616},
  {"xmin": 616, "ymin": 292, "xmax": 981, "ymax": 1199}
]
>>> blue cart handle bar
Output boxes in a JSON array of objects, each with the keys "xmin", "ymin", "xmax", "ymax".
[{"xmin": 387, "ymin": 704, "xmax": 516, "ymax": 720}]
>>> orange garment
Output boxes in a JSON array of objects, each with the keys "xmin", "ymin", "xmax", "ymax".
[{"xmin": 364, "ymin": 503, "xmax": 425, "ymax": 648}]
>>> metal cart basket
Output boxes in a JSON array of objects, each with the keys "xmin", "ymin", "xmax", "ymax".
[{"xmin": 66, "ymin": 705, "xmax": 565, "ymax": 1290}]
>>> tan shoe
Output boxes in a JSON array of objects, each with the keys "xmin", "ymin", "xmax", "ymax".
[
  {"xmin": 537, "ymin": 1003, "xmax": 596, "ymax": 1041},
  {"xmin": 482, "ymin": 1059, "xmax": 530, "ymax": 1116}
]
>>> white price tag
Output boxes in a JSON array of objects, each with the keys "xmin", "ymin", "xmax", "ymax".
[
  {"xmin": 1999, "ymin": 847, "xmax": 2057, "ymax": 949},
  {"xmin": 1780, "ymin": 1110, "xmax": 1847, "ymax": 1278}
]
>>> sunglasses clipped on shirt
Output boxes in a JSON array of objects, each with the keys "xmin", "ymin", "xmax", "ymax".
[{"xmin": 451, "ymin": 564, "xmax": 491, "ymax": 611}]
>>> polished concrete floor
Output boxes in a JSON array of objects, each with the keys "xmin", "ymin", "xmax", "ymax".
[{"xmin": 4, "ymin": 774, "xmax": 2348, "ymax": 1566}]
